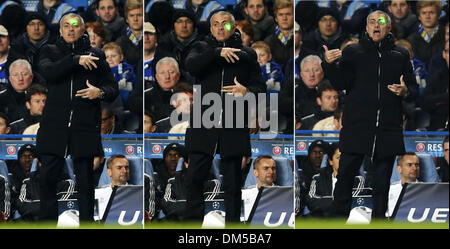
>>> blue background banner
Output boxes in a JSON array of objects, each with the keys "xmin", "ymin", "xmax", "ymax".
[
  {"xmin": 104, "ymin": 185, "xmax": 143, "ymax": 226},
  {"xmin": 394, "ymin": 183, "xmax": 449, "ymax": 223},
  {"xmin": 250, "ymin": 186, "xmax": 294, "ymax": 228}
]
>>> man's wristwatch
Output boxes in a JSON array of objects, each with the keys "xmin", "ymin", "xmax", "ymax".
[{"xmin": 99, "ymin": 88, "xmax": 105, "ymax": 99}]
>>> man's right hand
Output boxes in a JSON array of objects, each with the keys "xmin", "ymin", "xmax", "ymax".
[
  {"xmin": 79, "ymin": 52, "xmax": 99, "ymax": 70},
  {"xmin": 220, "ymin": 47, "xmax": 241, "ymax": 63},
  {"xmin": 323, "ymin": 45, "xmax": 342, "ymax": 64}
]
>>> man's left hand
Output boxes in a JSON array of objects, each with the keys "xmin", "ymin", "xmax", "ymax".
[
  {"xmin": 221, "ymin": 77, "xmax": 248, "ymax": 97},
  {"xmin": 388, "ymin": 75, "xmax": 408, "ymax": 97},
  {"xmin": 75, "ymin": 80, "xmax": 101, "ymax": 99}
]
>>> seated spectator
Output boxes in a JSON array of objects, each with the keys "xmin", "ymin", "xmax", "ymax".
[
  {"xmin": 436, "ymin": 136, "xmax": 449, "ymax": 182},
  {"xmin": 241, "ymin": 155, "xmax": 277, "ymax": 221},
  {"xmin": 407, "ymin": 0, "xmax": 445, "ymax": 69},
  {"xmin": 101, "ymin": 106, "xmax": 126, "ymax": 135},
  {"xmin": 95, "ymin": 154, "xmax": 131, "ymax": 221},
  {"xmin": 103, "ymin": 42, "xmax": 136, "ymax": 110},
  {"xmin": 93, "ymin": 0, "xmax": 127, "ymax": 42},
  {"xmin": 85, "ymin": 22, "xmax": 107, "ymax": 49},
  {"xmin": 296, "ymin": 55, "xmax": 326, "ymax": 128},
  {"xmin": 0, "ymin": 167, "xmax": 10, "ymax": 221},
  {"xmin": 396, "ymin": 39, "xmax": 429, "ymax": 88},
  {"xmin": 145, "ymin": 57, "xmax": 180, "ymax": 125},
  {"xmin": 16, "ymin": 153, "xmax": 75, "ymax": 221},
  {"xmin": 157, "ymin": 9, "xmax": 201, "ymax": 85},
  {"xmin": 161, "ymin": 150, "xmax": 223, "ymax": 221},
  {"xmin": 328, "ymin": 0, "xmax": 371, "ymax": 36},
  {"xmin": 102, "ymin": 154, "xmax": 131, "ymax": 188},
  {"xmin": 115, "ymin": 0, "xmax": 143, "ymax": 70},
  {"xmin": 387, "ymin": 0, "xmax": 419, "ymax": 39},
  {"xmin": 244, "ymin": 0, "xmax": 276, "ymax": 42},
  {"xmin": 427, "ymin": 22, "xmax": 449, "ymax": 78},
  {"xmin": 298, "ymin": 139, "xmax": 329, "ymax": 192},
  {"xmin": 386, "ymin": 152, "xmax": 421, "ymax": 217},
  {"xmin": 302, "ymin": 7, "xmax": 350, "ymax": 62},
  {"xmin": 167, "ymin": 82, "xmax": 193, "ymax": 137},
  {"xmin": 420, "ymin": 40, "xmax": 448, "ymax": 131},
  {"xmin": 0, "ymin": 25, "xmax": 26, "ymax": 86},
  {"xmin": 144, "ymin": 110, "xmax": 157, "ymax": 134},
  {"xmin": 312, "ymin": 106, "xmax": 343, "ymax": 137},
  {"xmin": 31, "ymin": 0, "xmax": 76, "ymax": 37},
  {"xmin": 0, "ymin": 59, "xmax": 36, "ymax": 123},
  {"xmin": 144, "ymin": 22, "xmax": 157, "ymax": 83},
  {"xmin": 252, "ymin": 41, "xmax": 284, "ymax": 94},
  {"xmin": 306, "ymin": 142, "xmax": 365, "ymax": 217},
  {"xmin": 300, "ymin": 80, "xmax": 339, "ymax": 130},
  {"xmin": 153, "ymin": 143, "xmax": 185, "ymax": 219},
  {"xmin": 8, "ymin": 144, "xmax": 39, "ymax": 213},
  {"xmin": 0, "ymin": 112, "xmax": 10, "ymax": 135},
  {"xmin": 184, "ymin": 0, "xmax": 225, "ymax": 24},
  {"xmin": 236, "ymin": 20, "xmax": 255, "ymax": 47},
  {"xmin": 10, "ymin": 84, "xmax": 46, "ymax": 135},
  {"xmin": 11, "ymin": 12, "xmax": 55, "ymax": 76},
  {"xmin": 264, "ymin": 0, "xmax": 294, "ymax": 71}
]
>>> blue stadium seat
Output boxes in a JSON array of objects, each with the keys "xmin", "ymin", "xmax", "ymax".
[
  {"xmin": 243, "ymin": 157, "xmax": 293, "ymax": 188},
  {"xmin": 30, "ymin": 158, "xmax": 38, "ymax": 173},
  {"xmin": 211, "ymin": 158, "xmax": 222, "ymax": 182},
  {"xmin": 176, "ymin": 157, "xmax": 184, "ymax": 172},
  {"xmin": 217, "ymin": 0, "xmax": 236, "ymax": 7},
  {"xmin": 98, "ymin": 156, "xmax": 143, "ymax": 187},
  {"xmin": 30, "ymin": 158, "xmax": 75, "ymax": 181},
  {"xmin": 390, "ymin": 153, "xmax": 440, "ymax": 184},
  {"xmin": 0, "ymin": 160, "xmax": 9, "ymax": 180},
  {"xmin": 144, "ymin": 158, "xmax": 154, "ymax": 177},
  {"xmin": 63, "ymin": 0, "xmax": 88, "ymax": 10}
]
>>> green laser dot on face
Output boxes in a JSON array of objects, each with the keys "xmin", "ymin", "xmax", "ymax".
[
  {"xmin": 69, "ymin": 18, "xmax": 79, "ymax": 26},
  {"xmin": 379, "ymin": 16, "xmax": 386, "ymax": 25},
  {"xmin": 224, "ymin": 23, "xmax": 232, "ymax": 31}
]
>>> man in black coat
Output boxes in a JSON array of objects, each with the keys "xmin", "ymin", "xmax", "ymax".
[
  {"xmin": 36, "ymin": 13, "xmax": 119, "ymax": 223},
  {"xmin": 322, "ymin": 10, "xmax": 418, "ymax": 219},
  {"xmin": 184, "ymin": 11, "xmax": 266, "ymax": 224}
]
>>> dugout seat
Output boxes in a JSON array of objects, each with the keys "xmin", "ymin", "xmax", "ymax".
[
  {"xmin": 0, "ymin": 160, "xmax": 9, "ymax": 180},
  {"xmin": 30, "ymin": 158, "xmax": 75, "ymax": 181},
  {"xmin": 243, "ymin": 157, "xmax": 293, "ymax": 188},
  {"xmin": 97, "ymin": 156, "xmax": 143, "ymax": 187},
  {"xmin": 144, "ymin": 158, "xmax": 154, "ymax": 177},
  {"xmin": 390, "ymin": 153, "xmax": 440, "ymax": 184}
]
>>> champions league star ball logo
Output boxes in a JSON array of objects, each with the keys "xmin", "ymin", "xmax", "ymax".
[
  {"xmin": 357, "ymin": 198, "xmax": 364, "ymax": 206},
  {"xmin": 67, "ymin": 201, "xmax": 75, "ymax": 209},
  {"xmin": 416, "ymin": 143, "xmax": 425, "ymax": 152},
  {"xmin": 212, "ymin": 201, "xmax": 220, "ymax": 209},
  {"xmin": 152, "ymin": 145, "xmax": 162, "ymax": 154},
  {"xmin": 126, "ymin": 146, "xmax": 135, "ymax": 155},
  {"xmin": 273, "ymin": 146, "xmax": 282, "ymax": 155},
  {"xmin": 7, "ymin": 146, "xmax": 16, "ymax": 155},
  {"xmin": 297, "ymin": 142, "xmax": 306, "ymax": 151}
]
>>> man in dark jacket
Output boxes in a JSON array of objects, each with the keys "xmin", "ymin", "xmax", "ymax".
[
  {"xmin": 322, "ymin": 10, "xmax": 418, "ymax": 219},
  {"xmin": 36, "ymin": 13, "xmax": 118, "ymax": 223},
  {"xmin": 184, "ymin": 11, "xmax": 266, "ymax": 223}
]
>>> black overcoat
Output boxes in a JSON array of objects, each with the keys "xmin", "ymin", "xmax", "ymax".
[
  {"xmin": 36, "ymin": 34, "xmax": 118, "ymax": 158},
  {"xmin": 184, "ymin": 32, "xmax": 266, "ymax": 157},
  {"xmin": 322, "ymin": 33, "xmax": 418, "ymax": 158}
]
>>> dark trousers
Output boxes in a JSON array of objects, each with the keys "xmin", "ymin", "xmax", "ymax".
[
  {"xmin": 331, "ymin": 152, "xmax": 395, "ymax": 219},
  {"xmin": 185, "ymin": 152, "xmax": 242, "ymax": 223},
  {"xmin": 39, "ymin": 154, "xmax": 95, "ymax": 222}
]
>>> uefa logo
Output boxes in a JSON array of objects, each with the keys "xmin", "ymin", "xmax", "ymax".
[
  {"xmin": 7, "ymin": 146, "xmax": 16, "ymax": 155},
  {"xmin": 153, "ymin": 145, "xmax": 162, "ymax": 154},
  {"xmin": 126, "ymin": 145, "xmax": 135, "ymax": 155},
  {"xmin": 273, "ymin": 146, "xmax": 282, "ymax": 155},
  {"xmin": 297, "ymin": 142, "xmax": 306, "ymax": 151},
  {"xmin": 416, "ymin": 143, "xmax": 425, "ymax": 152}
]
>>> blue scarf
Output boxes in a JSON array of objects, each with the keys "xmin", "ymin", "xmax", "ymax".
[
  {"xmin": 126, "ymin": 25, "xmax": 142, "ymax": 46},
  {"xmin": 275, "ymin": 26, "xmax": 293, "ymax": 46}
]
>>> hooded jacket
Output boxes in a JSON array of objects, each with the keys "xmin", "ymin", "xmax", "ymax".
[
  {"xmin": 36, "ymin": 34, "xmax": 118, "ymax": 158},
  {"xmin": 322, "ymin": 32, "xmax": 418, "ymax": 158}
]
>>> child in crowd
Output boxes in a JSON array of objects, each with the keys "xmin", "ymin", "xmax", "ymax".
[
  {"xmin": 103, "ymin": 42, "xmax": 136, "ymax": 109},
  {"xmin": 251, "ymin": 41, "xmax": 284, "ymax": 94}
]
